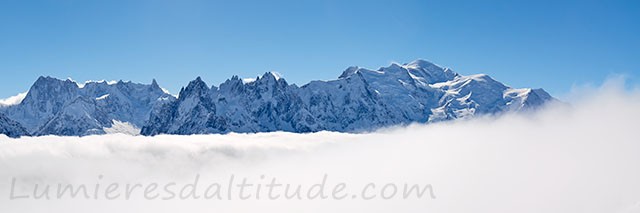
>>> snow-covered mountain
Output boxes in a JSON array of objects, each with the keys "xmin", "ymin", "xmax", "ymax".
[
  {"xmin": 0, "ymin": 59, "xmax": 555, "ymax": 137},
  {"xmin": 0, "ymin": 77, "xmax": 175, "ymax": 136},
  {"xmin": 140, "ymin": 59, "xmax": 555, "ymax": 135}
]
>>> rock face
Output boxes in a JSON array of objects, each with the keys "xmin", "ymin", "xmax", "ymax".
[
  {"xmin": 0, "ymin": 77, "xmax": 175, "ymax": 136},
  {"xmin": 141, "ymin": 59, "xmax": 555, "ymax": 135},
  {"xmin": 0, "ymin": 113, "xmax": 29, "ymax": 138}
]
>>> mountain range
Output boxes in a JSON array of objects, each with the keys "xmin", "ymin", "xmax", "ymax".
[
  {"xmin": 0, "ymin": 59, "xmax": 555, "ymax": 137},
  {"xmin": 0, "ymin": 77, "xmax": 174, "ymax": 137}
]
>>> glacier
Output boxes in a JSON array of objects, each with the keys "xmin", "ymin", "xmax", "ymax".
[{"xmin": 0, "ymin": 59, "xmax": 555, "ymax": 137}]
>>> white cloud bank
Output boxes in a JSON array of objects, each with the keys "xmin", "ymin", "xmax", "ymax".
[
  {"xmin": 1, "ymin": 78, "xmax": 640, "ymax": 213},
  {"xmin": 0, "ymin": 92, "xmax": 27, "ymax": 106}
]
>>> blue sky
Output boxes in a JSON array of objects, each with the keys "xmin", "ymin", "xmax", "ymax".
[{"xmin": 0, "ymin": 0, "xmax": 638, "ymax": 98}]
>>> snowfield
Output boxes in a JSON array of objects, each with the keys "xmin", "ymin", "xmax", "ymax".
[{"xmin": 0, "ymin": 78, "xmax": 639, "ymax": 213}]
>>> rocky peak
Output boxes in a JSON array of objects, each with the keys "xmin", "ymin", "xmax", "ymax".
[
  {"xmin": 23, "ymin": 76, "xmax": 80, "ymax": 103},
  {"xmin": 338, "ymin": 66, "xmax": 361, "ymax": 79},
  {"xmin": 179, "ymin": 77, "xmax": 210, "ymax": 100},
  {"xmin": 151, "ymin": 79, "xmax": 160, "ymax": 88}
]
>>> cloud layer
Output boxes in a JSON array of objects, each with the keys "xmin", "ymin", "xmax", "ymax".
[
  {"xmin": 0, "ymin": 92, "xmax": 27, "ymax": 106},
  {"xmin": 1, "ymin": 79, "xmax": 639, "ymax": 213}
]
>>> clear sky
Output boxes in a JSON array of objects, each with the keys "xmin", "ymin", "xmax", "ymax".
[{"xmin": 0, "ymin": 0, "xmax": 638, "ymax": 98}]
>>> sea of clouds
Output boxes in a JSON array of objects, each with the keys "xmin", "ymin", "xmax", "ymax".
[{"xmin": 1, "ymin": 77, "xmax": 639, "ymax": 213}]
